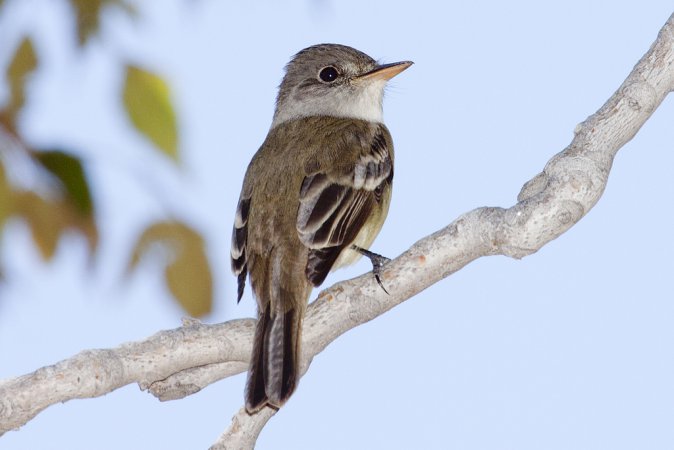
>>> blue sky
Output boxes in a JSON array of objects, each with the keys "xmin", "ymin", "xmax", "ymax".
[{"xmin": 1, "ymin": 1, "xmax": 673, "ymax": 449}]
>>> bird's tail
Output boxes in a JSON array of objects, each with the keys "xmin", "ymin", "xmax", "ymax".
[{"xmin": 245, "ymin": 297, "xmax": 302, "ymax": 413}]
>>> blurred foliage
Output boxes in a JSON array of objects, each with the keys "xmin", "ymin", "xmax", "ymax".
[
  {"xmin": 0, "ymin": 163, "xmax": 9, "ymax": 227},
  {"xmin": 36, "ymin": 150, "xmax": 94, "ymax": 215},
  {"xmin": 71, "ymin": 0, "xmax": 137, "ymax": 46},
  {"xmin": 11, "ymin": 190, "xmax": 97, "ymax": 260},
  {"xmin": 129, "ymin": 221, "xmax": 213, "ymax": 317},
  {"xmin": 0, "ymin": 0, "xmax": 213, "ymax": 316},
  {"xmin": 124, "ymin": 65, "xmax": 180, "ymax": 162},
  {"xmin": 2, "ymin": 37, "xmax": 36, "ymax": 128}
]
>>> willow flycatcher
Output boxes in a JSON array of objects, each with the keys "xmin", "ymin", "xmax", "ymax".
[{"xmin": 231, "ymin": 43, "xmax": 412, "ymax": 413}]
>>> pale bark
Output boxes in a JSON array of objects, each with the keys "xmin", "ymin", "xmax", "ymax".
[{"xmin": 1, "ymin": 12, "xmax": 673, "ymax": 450}]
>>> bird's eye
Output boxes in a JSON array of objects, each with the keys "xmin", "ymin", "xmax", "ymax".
[{"xmin": 318, "ymin": 66, "xmax": 339, "ymax": 83}]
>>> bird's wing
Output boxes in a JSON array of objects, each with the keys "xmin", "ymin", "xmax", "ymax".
[
  {"xmin": 296, "ymin": 129, "xmax": 392, "ymax": 286},
  {"xmin": 231, "ymin": 193, "xmax": 251, "ymax": 303}
]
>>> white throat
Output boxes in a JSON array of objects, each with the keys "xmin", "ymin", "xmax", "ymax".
[{"xmin": 271, "ymin": 79, "xmax": 386, "ymax": 128}]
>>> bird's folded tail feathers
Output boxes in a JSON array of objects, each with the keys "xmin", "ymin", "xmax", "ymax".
[{"xmin": 245, "ymin": 292, "xmax": 302, "ymax": 413}]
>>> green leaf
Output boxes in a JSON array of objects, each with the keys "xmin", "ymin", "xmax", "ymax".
[
  {"xmin": 35, "ymin": 150, "xmax": 93, "ymax": 216},
  {"xmin": 9, "ymin": 150, "xmax": 98, "ymax": 259},
  {"xmin": 123, "ymin": 65, "xmax": 179, "ymax": 162},
  {"xmin": 129, "ymin": 221, "xmax": 212, "ymax": 316},
  {"xmin": 2, "ymin": 36, "xmax": 38, "ymax": 125}
]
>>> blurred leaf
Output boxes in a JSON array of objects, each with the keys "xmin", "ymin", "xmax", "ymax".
[
  {"xmin": 123, "ymin": 65, "xmax": 179, "ymax": 162},
  {"xmin": 129, "ymin": 221, "xmax": 212, "ymax": 316},
  {"xmin": 165, "ymin": 239, "xmax": 212, "ymax": 317},
  {"xmin": 12, "ymin": 192, "xmax": 64, "ymax": 260},
  {"xmin": 35, "ymin": 150, "xmax": 93, "ymax": 215},
  {"xmin": 0, "ymin": 161, "xmax": 9, "ymax": 226},
  {"xmin": 11, "ymin": 190, "xmax": 98, "ymax": 261},
  {"xmin": 1, "ymin": 36, "xmax": 38, "ymax": 127},
  {"xmin": 69, "ymin": 0, "xmax": 138, "ymax": 46},
  {"xmin": 70, "ymin": 0, "xmax": 104, "ymax": 46}
]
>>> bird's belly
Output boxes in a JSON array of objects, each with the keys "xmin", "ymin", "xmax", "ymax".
[{"xmin": 331, "ymin": 220, "xmax": 379, "ymax": 269}]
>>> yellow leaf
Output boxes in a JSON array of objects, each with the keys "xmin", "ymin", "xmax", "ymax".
[
  {"xmin": 165, "ymin": 242, "xmax": 213, "ymax": 317},
  {"xmin": 11, "ymin": 192, "xmax": 63, "ymax": 260},
  {"xmin": 123, "ymin": 65, "xmax": 179, "ymax": 162},
  {"xmin": 128, "ymin": 221, "xmax": 212, "ymax": 316},
  {"xmin": 2, "ymin": 37, "xmax": 38, "ymax": 125},
  {"xmin": 11, "ymin": 190, "xmax": 98, "ymax": 261}
]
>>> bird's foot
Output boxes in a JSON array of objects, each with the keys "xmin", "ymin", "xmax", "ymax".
[{"xmin": 351, "ymin": 245, "xmax": 391, "ymax": 295}]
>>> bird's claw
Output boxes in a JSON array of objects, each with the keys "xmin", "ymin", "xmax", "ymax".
[{"xmin": 351, "ymin": 245, "xmax": 391, "ymax": 295}]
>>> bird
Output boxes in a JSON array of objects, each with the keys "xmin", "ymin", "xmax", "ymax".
[{"xmin": 231, "ymin": 43, "xmax": 412, "ymax": 413}]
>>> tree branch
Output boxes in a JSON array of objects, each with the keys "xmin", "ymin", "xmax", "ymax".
[
  {"xmin": 1, "ymin": 12, "xmax": 673, "ymax": 450},
  {"xmin": 0, "ymin": 319, "xmax": 254, "ymax": 435}
]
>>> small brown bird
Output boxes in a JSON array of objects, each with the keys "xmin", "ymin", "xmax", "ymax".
[{"xmin": 231, "ymin": 43, "xmax": 412, "ymax": 413}]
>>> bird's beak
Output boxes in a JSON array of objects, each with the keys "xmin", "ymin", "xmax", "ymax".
[{"xmin": 356, "ymin": 61, "xmax": 414, "ymax": 82}]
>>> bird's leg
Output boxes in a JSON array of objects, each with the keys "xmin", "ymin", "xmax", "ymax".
[{"xmin": 351, "ymin": 245, "xmax": 390, "ymax": 295}]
